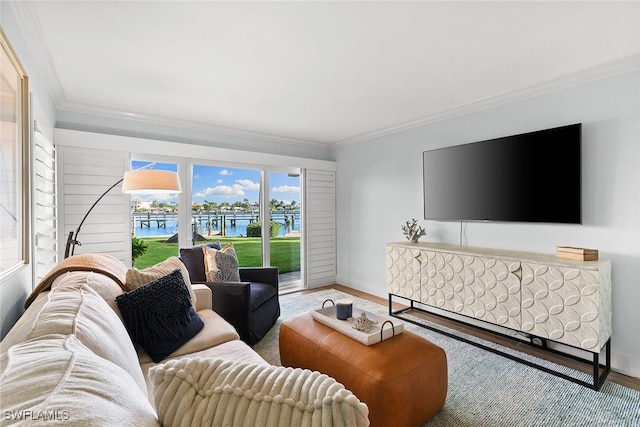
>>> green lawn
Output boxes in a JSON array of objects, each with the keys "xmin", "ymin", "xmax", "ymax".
[{"xmin": 133, "ymin": 236, "xmax": 300, "ymax": 274}]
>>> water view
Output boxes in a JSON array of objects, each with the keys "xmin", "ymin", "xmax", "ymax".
[{"xmin": 132, "ymin": 212, "xmax": 300, "ymax": 238}]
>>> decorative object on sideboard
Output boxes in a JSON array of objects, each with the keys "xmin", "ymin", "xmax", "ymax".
[
  {"xmin": 401, "ymin": 218, "xmax": 426, "ymax": 243},
  {"xmin": 556, "ymin": 246, "xmax": 599, "ymax": 261},
  {"xmin": 64, "ymin": 165, "xmax": 182, "ymax": 258}
]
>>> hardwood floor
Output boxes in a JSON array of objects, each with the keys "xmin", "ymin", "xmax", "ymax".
[{"xmin": 282, "ymin": 284, "xmax": 640, "ymax": 392}]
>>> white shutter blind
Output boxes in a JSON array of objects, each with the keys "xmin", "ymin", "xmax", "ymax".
[
  {"xmin": 33, "ymin": 130, "xmax": 58, "ymax": 282},
  {"xmin": 59, "ymin": 147, "xmax": 128, "ymax": 262},
  {"xmin": 304, "ymin": 169, "xmax": 336, "ymax": 287}
]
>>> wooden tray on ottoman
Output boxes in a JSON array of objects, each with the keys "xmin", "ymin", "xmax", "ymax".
[{"xmin": 311, "ymin": 305, "xmax": 404, "ymax": 345}]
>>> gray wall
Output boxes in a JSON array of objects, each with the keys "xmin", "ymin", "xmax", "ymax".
[{"xmin": 334, "ymin": 70, "xmax": 640, "ymax": 377}]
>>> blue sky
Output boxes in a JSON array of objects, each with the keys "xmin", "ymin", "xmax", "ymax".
[{"xmin": 131, "ymin": 161, "xmax": 300, "ymax": 206}]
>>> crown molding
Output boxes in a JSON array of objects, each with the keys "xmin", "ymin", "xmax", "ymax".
[
  {"xmin": 8, "ymin": 1, "xmax": 66, "ymax": 107},
  {"xmin": 56, "ymin": 101, "xmax": 330, "ymax": 149},
  {"xmin": 331, "ymin": 54, "xmax": 640, "ymax": 149}
]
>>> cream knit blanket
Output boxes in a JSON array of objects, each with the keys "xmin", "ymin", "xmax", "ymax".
[{"xmin": 149, "ymin": 357, "xmax": 370, "ymax": 427}]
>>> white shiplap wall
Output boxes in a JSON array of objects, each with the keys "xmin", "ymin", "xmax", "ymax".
[
  {"xmin": 304, "ymin": 169, "xmax": 336, "ymax": 287},
  {"xmin": 32, "ymin": 130, "xmax": 57, "ymax": 282},
  {"xmin": 58, "ymin": 146, "xmax": 130, "ymax": 263}
]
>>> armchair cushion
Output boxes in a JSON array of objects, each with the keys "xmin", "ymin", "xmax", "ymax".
[
  {"xmin": 203, "ymin": 243, "xmax": 241, "ymax": 282},
  {"xmin": 179, "ymin": 242, "xmax": 221, "ymax": 283},
  {"xmin": 209, "ymin": 272, "xmax": 280, "ymax": 345},
  {"xmin": 117, "ymin": 269, "xmax": 204, "ymax": 363},
  {"xmin": 250, "ymin": 282, "xmax": 278, "ymax": 309}
]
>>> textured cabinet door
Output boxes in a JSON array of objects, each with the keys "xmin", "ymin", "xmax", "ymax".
[
  {"xmin": 386, "ymin": 245, "xmax": 421, "ymax": 300},
  {"xmin": 421, "ymin": 250, "xmax": 521, "ymax": 329},
  {"xmin": 419, "ymin": 250, "xmax": 465, "ymax": 312},
  {"xmin": 520, "ymin": 262, "xmax": 612, "ymax": 351}
]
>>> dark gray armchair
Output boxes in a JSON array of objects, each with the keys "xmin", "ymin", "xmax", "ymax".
[{"xmin": 179, "ymin": 243, "xmax": 280, "ymax": 345}]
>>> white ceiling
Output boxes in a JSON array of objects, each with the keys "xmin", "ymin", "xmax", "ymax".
[{"xmin": 16, "ymin": 1, "xmax": 640, "ymax": 147}]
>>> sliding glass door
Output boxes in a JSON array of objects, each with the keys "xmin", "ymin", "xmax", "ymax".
[
  {"xmin": 269, "ymin": 169, "xmax": 302, "ymax": 291},
  {"xmin": 190, "ymin": 164, "xmax": 303, "ymax": 289}
]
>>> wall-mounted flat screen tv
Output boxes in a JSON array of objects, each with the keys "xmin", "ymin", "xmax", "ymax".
[{"xmin": 423, "ymin": 123, "xmax": 581, "ymax": 224}]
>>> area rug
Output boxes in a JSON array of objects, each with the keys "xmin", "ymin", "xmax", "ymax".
[{"xmin": 252, "ymin": 289, "xmax": 640, "ymax": 427}]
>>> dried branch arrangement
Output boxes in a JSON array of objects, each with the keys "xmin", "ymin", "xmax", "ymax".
[{"xmin": 401, "ymin": 218, "xmax": 426, "ymax": 243}]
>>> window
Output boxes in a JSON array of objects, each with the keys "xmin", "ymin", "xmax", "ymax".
[
  {"xmin": 191, "ymin": 164, "xmax": 263, "ymax": 268},
  {"xmin": 130, "ymin": 161, "xmax": 305, "ymax": 287},
  {"xmin": 130, "ymin": 161, "xmax": 180, "ymax": 268},
  {"xmin": 0, "ymin": 30, "xmax": 29, "ymax": 278}
]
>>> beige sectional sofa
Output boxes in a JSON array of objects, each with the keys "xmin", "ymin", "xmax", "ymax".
[{"xmin": 0, "ymin": 254, "xmax": 369, "ymax": 426}]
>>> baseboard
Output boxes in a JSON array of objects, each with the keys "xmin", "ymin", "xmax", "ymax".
[
  {"xmin": 334, "ymin": 275, "xmax": 370, "ymax": 293},
  {"xmin": 611, "ymin": 351, "xmax": 640, "ymax": 379}
]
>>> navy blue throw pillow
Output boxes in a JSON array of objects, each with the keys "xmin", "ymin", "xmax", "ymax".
[
  {"xmin": 179, "ymin": 242, "xmax": 222, "ymax": 283},
  {"xmin": 116, "ymin": 268, "xmax": 204, "ymax": 362}
]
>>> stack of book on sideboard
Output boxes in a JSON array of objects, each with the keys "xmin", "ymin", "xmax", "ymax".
[{"xmin": 556, "ymin": 246, "xmax": 599, "ymax": 261}]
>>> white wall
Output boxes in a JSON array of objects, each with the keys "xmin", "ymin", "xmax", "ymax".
[{"xmin": 334, "ymin": 70, "xmax": 640, "ymax": 377}]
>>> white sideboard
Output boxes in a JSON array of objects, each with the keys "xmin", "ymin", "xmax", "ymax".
[{"xmin": 386, "ymin": 242, "xmax": 612, "ymax": 353}]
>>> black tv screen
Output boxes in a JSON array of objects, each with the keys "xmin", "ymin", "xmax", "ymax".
[{"xmin": 423, "ymin": 123, "xmax": 581, "ymax": 224}]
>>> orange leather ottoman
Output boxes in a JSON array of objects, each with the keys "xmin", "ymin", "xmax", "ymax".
[{"xmin": 279, "ymin": 312, "xmax": 447, "ymax": 427}]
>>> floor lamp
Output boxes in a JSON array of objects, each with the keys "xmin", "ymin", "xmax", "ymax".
[{"xmin": 64, "ymin": 168, "xmax": 181, "ymax": 258}]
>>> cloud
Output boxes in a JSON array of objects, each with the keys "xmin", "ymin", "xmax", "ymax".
[
  {"xmin": 194, "ymin": 184, "xmax": 246, "ymax": 198},
  {"xmin": 220, "ymin": 170, "xmax": 233, "ymax": 176},
  {"xmin": 193, "ymin": 180, "xmax": 259, "ymax": 199},
  {"xmin": 272, "ymin": 185, "xmax": 300, "ymax": 194},
  {"xmin": 216, "ymin": 179, "xmax": 223, "ymax": 184},
  {"xmin": 236, "ymin": 179, "xmax": 260, "ymax": 190}
]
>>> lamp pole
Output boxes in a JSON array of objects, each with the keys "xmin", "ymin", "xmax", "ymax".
[
  {"xmin": 63, "ymin": 178, "xmax": 124, "ymax": 258},
  {"xmin": 63, "ymin": 163, "xmax": 180, "ymax": 259}
]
